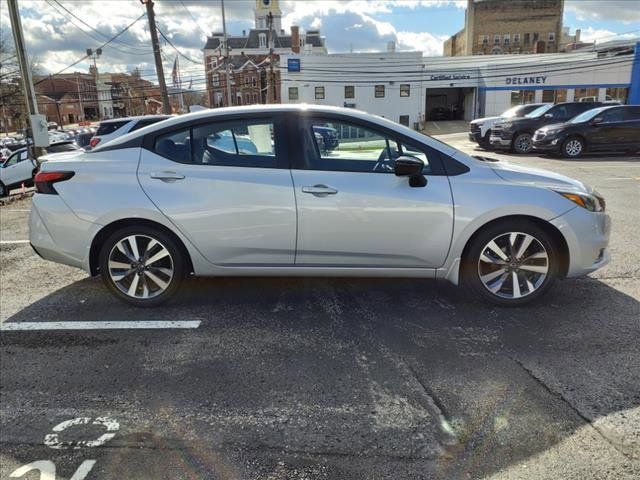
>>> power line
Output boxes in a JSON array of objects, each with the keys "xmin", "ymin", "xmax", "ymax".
[
  {"xmin": 157, "ymin": 26, "xmax": 201, "ymax": 65},
  {"xmin": 178, "ymin": 0, "xmax": 209, "ymax": 38}
]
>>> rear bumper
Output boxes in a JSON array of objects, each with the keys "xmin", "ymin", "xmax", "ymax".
[
  {"xmin": 550, "ymin": 206, "xmax": 611, "ymax": 277},
  {"xmin": 29, "ymin": 194, "xmax": 99, "ymax": 273}
]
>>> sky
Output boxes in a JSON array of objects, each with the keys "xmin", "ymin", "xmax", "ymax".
[{"xmin": 1, "ymin": 0, "xmax": 639, "ymax": 90}]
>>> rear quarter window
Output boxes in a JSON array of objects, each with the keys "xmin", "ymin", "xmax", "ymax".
[{"xmin": 96, "ymin": 121, "xmax": 129, "ymax": 136}]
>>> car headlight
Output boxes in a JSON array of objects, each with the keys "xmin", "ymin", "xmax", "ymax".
[
  {"xmin": 501, "ymin": 122, "xmax": 513, "ymax": 130},
  {"xmin": 555, "ymin": 190, "xmax": 606, "ymax": 212},
  {"xmin": 544, "ymin": 129, "xmax": 561, "ymax": 136}
]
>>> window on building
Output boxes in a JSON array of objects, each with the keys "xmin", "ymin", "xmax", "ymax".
[
  {"xmin": 574, "ymin": 87, "xmax": 599, "ymax": 102},
  {"xmin": 315, "ymin": 86, "xmax": 325, "ymax": 100},
  {"xmin": 252, "ymin": 77, "xmax": 257, "ymax": 87},
  {"xmin": 548, "ymin": 32, "xmax": 555, "ymax": 42},
  {"xmin": 399, "ymin": 115, "xmax": 409, "ymax": 126},
  {"xmin": 212, "ymin": 74, "xmax": 220, "ymax": 87},
  {"xmin": 606, "ymin": 87, "xmax": 628, "ymax": 103},
  {"xmin": 289, "ymin": 87, "xmax": 299, "ymax": 101},
  {"xmin": 542, "ymin": 89, "xmax": 567, "ymax": 103},
  {"xmin": 533, "ymin": 32, "xmax": 539, "ymax": 42},
  {"xmin": 480, "ymin": 34, "xmax": 489, "ymax": 45},
  {"xmin": 259, "ymin": 33, "xmax": 267, "ymax": 48},
  {"xmin": 513, "ymin": 33, "xmax": 520, "ymax": 44},
  {"xmin": 494, "ymin": 34, "xmax": 501, "ymax": 45},
  {"xmin": 375, "ymin": 85, "xmax": 385, "ymax": 98},
  {"xmin": 524, "ymin": 33, "xmax": 530, "ymax": 44},
  {"xmin": 503, "ymin": 34, "xmax": 510, "ymax": 46},
  {"xmin": 510, "ymin": 90, "xmax": 536, "ymax": 106},
  {"xmin": 491, "ymin": 46, "xmax": 503, "ymax": 55},
  {"xmin": 400, "ymin": 84, "xmax": 410, "ymax": 97},
  {"xmin": 344, "ymin": 85, "xmax": 355, "ymax": 99}
]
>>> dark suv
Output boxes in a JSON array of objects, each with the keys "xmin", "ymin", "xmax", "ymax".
[
  {"xmin": 490, "ymin": 102, "xmax": 606, "ymax": 154},
  {"xmin": 532, "ymin": 105, "xmax": 640, "ymax": 158}
]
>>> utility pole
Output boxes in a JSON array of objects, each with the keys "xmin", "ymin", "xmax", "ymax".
[
  {"xmin": 141, "ymin": 0, "xmax": 171, "ymax": 114},
  {"xmin": 87, "ymin": 48, "xmax": 102, "ymax": 119},
  {"xmin": 267, "ymin": 12, "xmax": 276, "ymax": 104},
  {"xmin": 7, "ymin": 0, "xmax": 47, "ymax": 156},
  {"xmin": 221, "ymin": 0, "xmax": 232, "ymax": 107},
  {"xmin": 49, "ymin": 74, "xmax": 63, "ymax": 126}
]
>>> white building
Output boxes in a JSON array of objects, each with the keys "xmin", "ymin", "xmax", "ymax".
[{"xmin": 281, "ymin": 45, "xmax": 639, "ymax": 128}]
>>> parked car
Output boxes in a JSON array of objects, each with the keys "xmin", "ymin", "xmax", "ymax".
[
  {"xmin": 89, "ymin": 115, "xmax": 171, "ymax": 149},
  {"xmin": 578, "ymin": 95, "xmax": 618, "ymax": 103},
  {"xmin": 312, "ymin": 125, "xmax": 339, "ymax": 150},
  {"xmin": 30, "ymin": 105, "xmax": 610, "ymax": 307},
  {"xmin": 490, "ymin": 102, "xmax": 607, "ymax": 154},
  {"xmin": 533, "ymin": 105, "xmax": 640, "ymax": 158},
  {"xmin": 469, "ymin": 103, "xmax": 547, "ymax": 148},
  {"xmin": 0, "ymin": 141, "xmax": 81, "ymax": 197}
]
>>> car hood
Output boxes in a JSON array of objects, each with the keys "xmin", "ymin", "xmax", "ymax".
[
  {"xmin": 537, "ymin": 122, "xmax": 567, "ymax": 132},
  {"xmin": 471, "ymin": 116, "xmax": 501, "ymax": 125},
  {"xmin": 491, "ymin": 161, "xmax": 589, "ymax": 192}
]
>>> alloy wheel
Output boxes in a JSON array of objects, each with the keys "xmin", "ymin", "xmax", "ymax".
[
  {"xmin": 107, "ymin": 234, "xmax": 174, "ymax": 299},
  {"xmin": 514, "ymin": 134, "xmax": 532, "ymax": 153},
  {"xmin": 565, "ymin": 139, "xmax": 583, "ymax": 157},
  {"xmin": 477, "ymin": 232, "xmax": 549, "ymax": 299}
]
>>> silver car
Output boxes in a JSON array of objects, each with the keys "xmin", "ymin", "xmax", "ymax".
[{"xmin": 30, "ymin": 105, "xmax": 610, "ymax": 307}]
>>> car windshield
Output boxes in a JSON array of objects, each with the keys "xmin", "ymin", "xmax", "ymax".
[
  {"xmin": 525, "ymin": 104, "xmax": 554, "ymax": 118},
  {"xmin": 501, "ymin": 106, "xmax": 524, "ymax": 118},
  {"xmin": 570, "ymin": 106, "xmax": 608, "ymax": 123}
]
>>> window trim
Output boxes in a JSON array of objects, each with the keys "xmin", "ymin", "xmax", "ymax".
[
  {"xmin": 374, "ymin": 84, "xmax": 385, "ymax": 98},
  {"xmin": 315, "ymin": 86, "xmax": 325, "ymax": 100},
  {"xmin": 399, "ymin": 84, "xmax": 410, "ymax": 97},
  {"xmin": 288, "ymin": 86, "xmax": 299, "ymax": 100},
  {"xmin": 344, "ymin": 85, "xmax": 355, "ymax": 99}
]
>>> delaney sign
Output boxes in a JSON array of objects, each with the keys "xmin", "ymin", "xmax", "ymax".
[{"xmin": 505, "ymin": 76, "xmax": 547, "ymax": 85}]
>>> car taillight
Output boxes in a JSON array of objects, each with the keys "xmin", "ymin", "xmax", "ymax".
[
  {"xmin": 89, "ymin": 137, "xmax": 101, "ymax": 148},
  {"xmin": 35, "ymin": 171, "xmax": 75, "ymax": 194}
]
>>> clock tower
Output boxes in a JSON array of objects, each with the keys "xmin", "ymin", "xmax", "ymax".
[{"xmin": 255, "ymin": 0, "xmax": 282, "ymax": 31}]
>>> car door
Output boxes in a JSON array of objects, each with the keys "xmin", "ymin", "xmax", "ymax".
[
  {"xmin": 289, "ymin": 115, "xmax": 454, "ymax": 268},
  {"xmin": 1, "ymin": 150, "xmax": 31, "ymax": 186},
  {"xmin": 590, "ymin": 107, "xmax": 625, "ymax": 149},
  {"xmin": 137, "ymin": 114, "xmax": 297, "ymax": 265}
]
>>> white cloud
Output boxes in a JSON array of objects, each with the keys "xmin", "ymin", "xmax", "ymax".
[
  {"xmin": 396, "ymin": 31, "xmax": 450, "ymax": 56},
  {"xmin": 565, "ymin": 0, "xmax": 640, "ymax": 24},
  {"xmin": 577, "ymin": 26, "xmax": 639, "ymax": 43}
]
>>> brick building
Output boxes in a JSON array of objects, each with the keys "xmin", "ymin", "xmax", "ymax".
[
  {"xmin": 203, "ymin": 0, "xmax": 326, "ymax": 108},
  {"xmin": 443, "ymin": 0, "xmax": 571, "ymax": 56}
]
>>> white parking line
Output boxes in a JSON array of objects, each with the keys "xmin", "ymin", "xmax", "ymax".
[
  {"xmin": 0, "ymin": 320, "xmax": 201, "ymax": 331},
  {"xmin": 1, "ymin": 209, "xmax": 31, "ymax": 212},
  {"xmin": 0, "ymin": 239, "xmax": 30, "ymax": 245}
]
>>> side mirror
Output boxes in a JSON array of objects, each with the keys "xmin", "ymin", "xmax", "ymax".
[
  {"xmin": 544, "ymin": 113, "xmax": 553, "ymax": 118},
  {"xmin": 592, "ymin": 117, "xmax": 604, "ymax": 125},
  {"xmin": 394, "ymin": 155, "xmax": 427, "ymax": 187}
]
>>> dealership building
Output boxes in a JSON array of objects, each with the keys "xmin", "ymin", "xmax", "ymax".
[{"xmin": 280, "ymin": 42, "xmax": 639, "ymax": 128}]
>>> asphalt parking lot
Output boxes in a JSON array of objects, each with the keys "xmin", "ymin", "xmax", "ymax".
[{"xmin": 1, "ymin": 134, "xmax": 639, "ymax": 479}]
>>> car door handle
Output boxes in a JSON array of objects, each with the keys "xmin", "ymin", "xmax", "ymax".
[
  {"xmin": 302, "ymin": 184, "xmax": 338, "ymax": 196},
  {"xmin": 149, "ymin": 171, "xmax": 185, "ymax": 182}
]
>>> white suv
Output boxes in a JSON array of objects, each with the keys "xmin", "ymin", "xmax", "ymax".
[
  {"xmin": 469, "ymin": 104, "xmax": 547, "ymax": 148},
  {"xmin": 89, "ymin": 115, "xmax": 171, "ymax": 149}
]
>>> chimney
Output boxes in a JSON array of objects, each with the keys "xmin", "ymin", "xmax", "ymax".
[
  {"xmin": 291, "ymin": 25, "xmax": 300, "ymax": 54},
  {"xmin": 575, "ymin": 28, "xmax": 581, "ymax": 43}
]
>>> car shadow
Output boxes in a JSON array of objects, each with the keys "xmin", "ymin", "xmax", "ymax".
[
  {"xmin": 2, "ymin": 275, "xmax": 638, "ymax": 478},
  {"xmin": 471, "ymin": 145, "xmax": 640, "ymax": 162}
]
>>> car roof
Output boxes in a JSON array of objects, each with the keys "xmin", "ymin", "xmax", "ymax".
[{"xmin": 99, "ymin": 115, "xmax": 170, "ymax": 124}]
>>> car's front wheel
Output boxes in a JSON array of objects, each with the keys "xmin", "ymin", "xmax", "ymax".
[
  {"xmin": 0, "ymin": 182, "xmax": 7, "ymax": 198},
  {"xmin": 512, "ymin": 133, "xmax": 533, "ymax": 154},
  {"xmin": 99, "ymin": 226, "xmax": 185, "ymax": 307},
  {"xmin": 462, "ymin": 220, "xmax": 560, "ymax": 306},
  {"xmin": 562, "ymin": 136, "xmax": 585, "ymax": 158}
]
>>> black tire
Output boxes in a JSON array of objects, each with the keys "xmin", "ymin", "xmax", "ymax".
[
  {"xmin": 561, "ymin": 136, "xmax": 585, "ymax": 159},
  {"xmin": 512, "ymin": 132, "xmax": 533, "ymax": 154},
  {"xmin": 98, "ymin": 226, "xmax": 185, "ymax": 307},
  {"xmin": 479, "ymin": 131, "xmax": 491, "ymax": 149},
  {"xmin": 0, "ymin": 182, "xmax": 7, "ymax": 198},
  {"xmin": 462, "ymin": 219, "xmax": 560, "ymax": 306}
]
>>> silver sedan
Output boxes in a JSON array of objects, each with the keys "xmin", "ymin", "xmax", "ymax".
[{"xmin": 29, "ymin": 105, "xmax": 610, "ymax": 307}]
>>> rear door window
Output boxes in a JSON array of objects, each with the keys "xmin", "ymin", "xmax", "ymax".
[
  {"xmin": 154, "ymin": 128, "xmax": 192, "ymax": 163},
  {"xmin": 96, "ymin": 121, "xmax": 129, "ymax": 136},
  {"xmin": 130, "ymin": 118, "xmax": 166, "ymax": 132}
]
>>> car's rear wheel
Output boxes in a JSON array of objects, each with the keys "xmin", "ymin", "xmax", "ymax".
[
  {"xmin": 462, "ymin": 220, "xmax": 559, "ymax": 306},
  {"xmin": 0, "ymin": 182, "xmax": 6, "ymax": 198},
  {"xmin": 512, "ymin": 133, "xmax": 533, "ymax": 154},
  {"xmin": 562, "ymin": 136, "xmax": 585, "ymax": 158},
  {"xmin": 99, "ymin": 226, "xmax": 185, "ymax": 307}
]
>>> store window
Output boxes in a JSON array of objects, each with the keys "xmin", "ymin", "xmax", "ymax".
[
  {"xmin": 400, "ymin": 84, "xmax": 410, "ymax": 97},
  {"xmin": 510, "ymin": 90, "xmax": 535, "ymax": 106},
  {"xmin": 542, "ymin": 89, "xmax": 567, "ymax": 103},
  {"xmin": 344, "ymin": 85, "xmax": 355, "ymax": 99},
  {"xmin": 574, "ymin": 87, "xmax": 598, "ymax": 102},
  {"xmin": 606, "ymin": 87, "xmax": 628, "ymax": 103},
  {"xmin": 315, "ymin": 86, "xmax": 325, "ymax": 100},
  {"xmin": 375, "ymin": 85, "xmax": 385, "ymax": 98},
  {"xmin": 288, "ymin": 87, "xmax": 299, "ymax": 101}
]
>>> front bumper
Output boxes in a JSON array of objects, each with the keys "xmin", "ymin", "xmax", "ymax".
[
  {"xmin": 532, "ymin": 133, "xmax": 563, "ymax": 152},
  {"xmin": 550, "ymin": 206, "xmax": 611, "ymax": 277},
  {"xmin": 489, "ymin": 134, "xmax": 512, "ymax": 149},
  {"xmin": 468, "ymin": 132, "xmax": 482, "ymax": 143}
]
